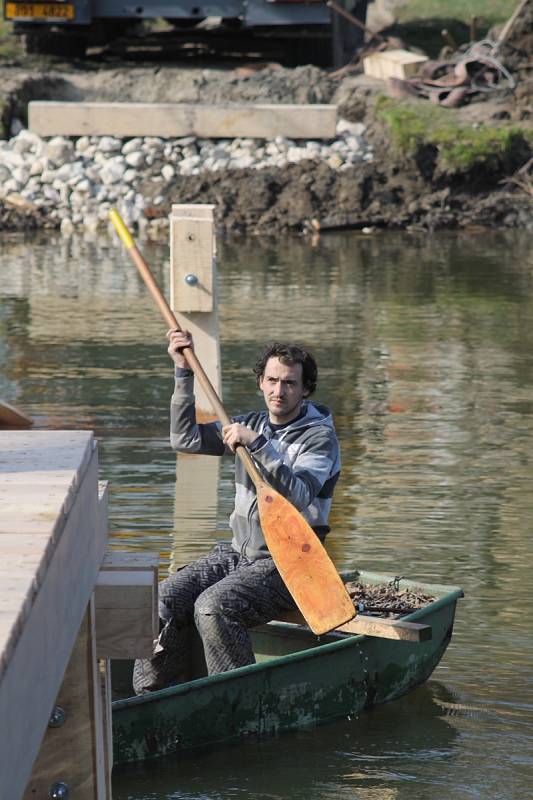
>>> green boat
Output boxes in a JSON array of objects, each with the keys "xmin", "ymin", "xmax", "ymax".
[{"xmin": 111, "ymin": 570, "xmax": 463, "ymax": 765}]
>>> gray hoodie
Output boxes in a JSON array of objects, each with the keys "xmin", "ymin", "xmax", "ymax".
[{"xmin": 170, "ymin": 370, "xmax": 341, "ymax": 561}]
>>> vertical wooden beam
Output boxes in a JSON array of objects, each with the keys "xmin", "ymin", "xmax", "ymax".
[
  {"xmin": 170, "ymin": 203, "xmax": 220, "ymax": 409},
  {"xmin": 100, "ymin": 658, "xmax": 113, "ymax": 798},
  {"xmin": 169, "ymin": 205, "xmax": 220, "ymax": 570},
  {"xmin": 23, "ymin": 597, "xmax": 110, "ymax": 800},
  {"xmin": 95, "ymin": 552, "xmax": 159, "ymax": 659}
]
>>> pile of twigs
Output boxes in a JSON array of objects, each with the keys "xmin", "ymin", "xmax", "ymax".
[{"xmin": 345, "ymin": 579, "xmax": 435, "ymax": 618}]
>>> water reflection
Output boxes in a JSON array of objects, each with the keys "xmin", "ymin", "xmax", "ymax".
[{"xmin": 1, "ymin": 229, "xmax": 533, "ymax": 798}]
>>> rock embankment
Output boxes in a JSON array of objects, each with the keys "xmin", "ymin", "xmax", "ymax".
[{"xmin": 0, "ymin": 120, "xmax": 372, "ymax": 235}]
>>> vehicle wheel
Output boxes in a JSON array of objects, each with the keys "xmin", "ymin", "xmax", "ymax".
[
  {"xmin": 23, "ymin": 30, "xmax": 88, "ymax": 58},
  {"xmin": 164, "ymin": 18, "xmax": 206, "ymax": 28},
  {"xmin": 221, "ymin": 18, "xmax": 242, "ymax": 30},
  {"xmin": 331, "ymin": 0, "xmax": 368, "ymax": 68},
  {"xmin": 288, "ymin": 34, "xmax": 333, "ymax": 68}
]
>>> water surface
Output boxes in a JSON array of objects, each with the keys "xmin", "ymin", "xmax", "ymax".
[{"xmin": 1, "ymin": 229, "xmax": 532, "ymax": 799}]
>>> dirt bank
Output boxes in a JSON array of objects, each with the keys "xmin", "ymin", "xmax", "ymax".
[
  {"xmin": 0, "ymin": 9, "xmax": 531, "ymax": 236},
  {"xmin": 133, "ymin": 154, "xmax": 532, "ymax": 236}
]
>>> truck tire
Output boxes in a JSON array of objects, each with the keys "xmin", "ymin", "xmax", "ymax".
[
  {"xmin": 24, "ymin": 30, "xmax": 88, "ymax": 58},
  {"xmin": 164, "ymin": 18, "xmax": 206, "ymax": 28},
  {"xmin": 289, "ymin": 34, "xmax": 333, "ymax": 68},
  {"xmin": 331, "ymin": 0, "xmax": 368, "ymax": 68}
]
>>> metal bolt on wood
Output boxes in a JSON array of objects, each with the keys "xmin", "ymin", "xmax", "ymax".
[
  {"xmin": 49, "ymin": 781, "xmax": 69, "ymax": 799},
  {"xmin": 47, "ymin": 706, "xmax": 66, "ymax": 728}
]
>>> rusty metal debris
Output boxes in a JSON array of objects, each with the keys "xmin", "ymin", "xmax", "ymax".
[
  {"xmin": 384, "ymin": 0, "xmax": 530, "ymax": 107},
  {"xmin": 387, "ymin": 40, "xmax": 516, "ymax": 107},
  {"xmin": 335, "ymin": 0, "xmax": 530, "ymax": 107}
]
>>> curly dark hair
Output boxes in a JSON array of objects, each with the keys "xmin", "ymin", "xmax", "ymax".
[{"xmin": 253, "ymin": 342, "xmax": 318, "ymax": 396}]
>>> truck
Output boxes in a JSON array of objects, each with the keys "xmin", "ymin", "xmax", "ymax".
[{"xmin": 3, "ymin": 0, "xmax": 369, "ymax": 66}]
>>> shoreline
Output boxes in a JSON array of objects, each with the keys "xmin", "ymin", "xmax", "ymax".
[{"xmin": 0, "ymin": 61, "xmax": 531, "ymax": 237}]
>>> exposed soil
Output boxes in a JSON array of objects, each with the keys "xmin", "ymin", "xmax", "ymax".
[{"xmin": 0, "ymin": 5, "xmax": 531, "ymax": 236}]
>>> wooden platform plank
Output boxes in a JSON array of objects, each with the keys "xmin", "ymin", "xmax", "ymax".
[
  {"xmin": 275, "ymin": 609, "xmax": 432, "ymax": 642},
  {"xmin": 95, "ymin": 552, "xmax": 158, "ymax": 659},
  {"xmin": 100, "ymin": 551, "xmax": 160, "ymax": 570},
  {"xmin": 28, "ymin": 101, "xmax": 338, "ymax": 140},
  {"xmin": 23, "ymin": 600, "xmax": 109, "ymax": 800},
  {"xmin": 335, "ymin": 614, "xmax": 432, "ymax": 642}
]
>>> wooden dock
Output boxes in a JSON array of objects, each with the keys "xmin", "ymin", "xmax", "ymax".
[{"xmin": 0, "ymin": 430, "xmax": 158, "ymax": 800}]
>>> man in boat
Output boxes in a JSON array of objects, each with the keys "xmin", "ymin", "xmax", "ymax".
[{"xmin": 133, "ymin": 331, "xmax": 341, "ymax": 694}]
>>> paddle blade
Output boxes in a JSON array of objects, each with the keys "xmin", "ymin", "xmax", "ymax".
[{"xmin": 256, "ymin": 482, "xmax": 355, "ymax": 635}]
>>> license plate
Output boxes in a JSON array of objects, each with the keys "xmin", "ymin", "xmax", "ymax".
[{"xmin": 5, "ymin": 3, "xmax": 75, "ymax": 20}]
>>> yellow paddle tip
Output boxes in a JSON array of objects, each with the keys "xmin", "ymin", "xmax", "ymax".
[{"xmin": 109, "ymin": 208, "xmax": 134, "ymax": 249}]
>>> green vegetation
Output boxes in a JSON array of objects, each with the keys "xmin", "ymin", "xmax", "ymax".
[
  {"xmin": 375, "ymin": 97, "xmax": 531, "ymax": 172},
  {"xmin": 398, "ymin": 0, "xmax": 510, "ymax": 27},
  {"xmin": 388, "ymin": 0, "xmax": 512, "ymax": 57},
  {"xmin": 0, "ymin": 2, "xmax": 23, "ymax": 59}
]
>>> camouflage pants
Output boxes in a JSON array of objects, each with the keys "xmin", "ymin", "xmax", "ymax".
[{"xmin": 133, "ymin": 542, "xmax": 296, "ymax": 694}]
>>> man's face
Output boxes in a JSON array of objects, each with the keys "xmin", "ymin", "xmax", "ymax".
[{"xmin": 259, "ymin": 357, "xmax": 308, "ymax": 425}]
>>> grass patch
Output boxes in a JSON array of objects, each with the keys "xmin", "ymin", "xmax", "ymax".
[
  {"xmin": 0, "ymin": 4, "xmax": 23, "ymax": 59},
  {"xmin": 385, "ymin": 0, "xmax": 512, "ymax": 57},
  {"xmin": 398, "ymin": 0, "xmax": 510, "ymax": 27},
  {"xmin": 375, "ymin": 97, "xmax": 532, "ymax": 171}
]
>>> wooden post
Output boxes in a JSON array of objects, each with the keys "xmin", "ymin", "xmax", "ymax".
[
  {"xmin": 169, "ymin": 204, "xmax": 221, "ymax": 570},
  {"xmin": 169, "ymin": 203, "xmax": 220, "ymax": 407},
  {"xmin": 23, "ymin": 597, "xmax": 110, "ymax": 800},
  {"xmin": 95, "ymin": 551, "xmax": 159, "ymax": 659}
]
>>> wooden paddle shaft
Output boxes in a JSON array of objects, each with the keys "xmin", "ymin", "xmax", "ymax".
[{"xmin": 110, "ymin": 210, "xmax": 263, "ymax": 486}]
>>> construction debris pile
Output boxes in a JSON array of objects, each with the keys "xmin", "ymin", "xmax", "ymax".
[
  {"xmin": 393, "ymin": 0, "xmax": 530, "ymax": 111},
  {"xmin": 387, "ymin": 42, "xmax": 516, "ymax": 108}
]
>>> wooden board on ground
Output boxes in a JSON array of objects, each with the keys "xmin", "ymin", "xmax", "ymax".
[
  {"xmin": 28, "ymin": 102, "xmax": 338, "ymax": 140},
  {"xmin": 363, "ymin": 49, "xmax": 428, "ymax": 81}
]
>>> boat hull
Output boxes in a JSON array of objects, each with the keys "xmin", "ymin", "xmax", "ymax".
[{"xmin": 112, "ymin": 571, "xmax": 463, "ymax": 764}]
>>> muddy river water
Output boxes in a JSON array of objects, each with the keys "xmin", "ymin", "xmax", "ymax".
[{"xmin": 1, "ymin": 228, "xmax": 532, "ymax": 799}]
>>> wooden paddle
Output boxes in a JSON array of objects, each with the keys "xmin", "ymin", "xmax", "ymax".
[{"xmin": 109, "ymin": 209, "xmax": 355, "ymax": 635}]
